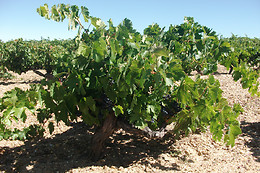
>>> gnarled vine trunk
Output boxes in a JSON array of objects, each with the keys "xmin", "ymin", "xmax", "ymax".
[
  {"xmin": 90, "ymin": 113, "xmax": 117, "ymax": 161},
  {"xmin": 89, "ymin": 112, "xmax": 176, "ymax": 161}
]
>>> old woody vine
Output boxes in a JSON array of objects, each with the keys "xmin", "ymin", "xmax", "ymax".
[{"xmin": 0, "ymin": 4, "xmax": 250, "ymax": 160}]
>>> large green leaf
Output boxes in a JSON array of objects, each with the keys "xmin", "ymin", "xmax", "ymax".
[
  {"xmin": 81, "ymin": 6, "xmax": 89, "ymax": 22},
  {"xmin": 51, "ymin": 5, "xmax": 60, "ymax": 22},
  {"xmin": 37, "ymin": 4, "xmax": 50, "ymax": 20},
  {"xmin": 77, "ymin": 42, "xmax": 91, "ymax": 57},
  {"xmin": 93, "ymin": 37, "xmax": 107, "ymax": 62},
  {"xmin": 224, "ymin": 123, "xmax": 242, "ymax": 147}
]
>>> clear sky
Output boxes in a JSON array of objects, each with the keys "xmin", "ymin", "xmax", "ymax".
[{"xmin": 0, "ymin": 0, "xmax": 259, "ymax": 42}]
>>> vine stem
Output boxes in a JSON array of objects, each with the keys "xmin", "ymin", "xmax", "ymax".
[
  {"xmin": 74, "ymin": 17, "xmax": 89, "ymax": 33},
  {"xmin": 199, "ymin": 86, "xmax": 208, "ymax": 100}
]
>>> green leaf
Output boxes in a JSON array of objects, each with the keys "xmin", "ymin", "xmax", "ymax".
[
  {"xmin": 146, "ymin": 105, "xmax": 155, "ymax": 114},
  {"xmin": 68, "ymin": 17, "xmax": 77, "ymax": 30},
  {"xmin": 113, "ymin": 105, "xmax": 124, "ymax": 117},
  {"xmin": 109, "ymin": 39, "xmax": 116, "ymax": 62},
  {"xmin": 78, "ymin": 99, "xmax": 99, "ymax": 125},
  {"xmin": 93, "ymin": 37, "xmax": 107, "ymax": 62},
  {"xmin": 77, "ymin": 42, "xmax": 91, "ymax": 57},
  {"xmin": 84, "ymin": 96, "xmax": 96, "ymax": 112},
  {"xmin": 56, "ymin": 101, "xmax": 69, "ymax": 123},
  {"xmin": 233, "ymin": 103, "xmax": 244, "ymax": 114},
  {"xmin": 127, "ymin": 42, "xmax": 139, "ymax": 50},
  {"xmin": 81, "ymin": 6, "xmax": 89, "ymax": 22},
  {"xmin": 56, "ymin": 4, "xmax": 68, "ymax": 21},
  {"xmin": 37, "ymin": 4, "xmax": 50, "ymax": 20},
  {"xmin": 221, "ymin": 41, "xmax": 231, "ymax": 48},
  {"xmin": 152, "ymin": 47, "xmax": 169, "ymax": 57},
  {"xmin": 51, "ymin": 5, "xmax": 60, "ymax": 22},
  {"xmin": 232, "ymin": 71, "xmax": 242, "ymax": 81},
  {"xmin": 165, "ymin": 77, "xmax": 173, "ymax": 86},
  {"xmin": 154, "ymin": 72, "xmax": 162, "ymax": 86},
  {"xmin": 208, "ymin": 75, "xmax": 215, "ymax": 85},
  {"xmin": 91, "ymin": 17, "xmax": 106, "ymax": 29},
  {"xmin": 5, "ymin": 89, "xmax": 18, "ymax": 106},
  {"xmin": 3, "ymin": 106, "xmax": 13, "ymax": 118},
  {"xmin": 168, "ymin": 62, "xmax": 185, "ymax": 81},
  {"xmin": 64, "ymin": 94, "xmax": 79, "ymax": 115},
  {"xmin": 3, "ymin": 117, "xmax": 12, "ymax": 127},
  {"xmin": 13, "ymin": 107, "xmax": 26, "ymax": 122},
  {"xmin": 17, "ymin": 131, "xmax": 27, "ymax": 140},
  {"xmin": 226, "ymin": 123, "xmax": 242, "ymax": 147}
]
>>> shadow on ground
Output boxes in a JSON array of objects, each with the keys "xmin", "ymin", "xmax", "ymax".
[
  {"xmin": 240, "ymin": 121, "xmax": 260, "ymax": 162},
  {"xmin": 0, "ymin": 80, "xmax": 41, "ymax": 86},
  {"xmin": 0, "ymin": 122, "xmax": 180, "ymax": 172}
]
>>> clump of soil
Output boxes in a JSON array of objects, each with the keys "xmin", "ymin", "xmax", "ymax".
[{"xmin": 0, "ymin": 66, "xmax": 259, "ymax": 173}]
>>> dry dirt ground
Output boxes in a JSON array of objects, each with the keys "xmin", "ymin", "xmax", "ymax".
[{"xmin": 0, "ymin": 66, "xmax": 259, "ymax": 173}]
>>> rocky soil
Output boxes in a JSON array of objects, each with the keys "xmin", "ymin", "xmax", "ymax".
[{"xmin": 0, "ymin": 66, "xmax": 259, "ymax": 173}]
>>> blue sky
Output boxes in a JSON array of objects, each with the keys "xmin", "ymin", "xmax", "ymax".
[{"xmin": 0, "ymin": 0, "xmax": 259, "ymax": 42}]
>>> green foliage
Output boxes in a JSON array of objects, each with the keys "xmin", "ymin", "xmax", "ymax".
[
  {"xmin": 0, "ymin": 4, "xmax": 247, "ymax": 147},
  {"xmin": 0, "ymin": 67, "xmax": 13, "ymax": 80},
  {"xmin": 144, "ymin": 23, "xmax": 163, "ymax": 37},
  {"xmin": 163, "ymin": 17, "xmax": 229, "ymax": 75},
  {"xmin": 170, "ymin": 75, "xmax": 243, "ymax": 142},
  {"xmin": 220, "ymin": 35, "xmax": 260, "ymax": 96},
  {"xmin": 0, "ymin": 87, "xmax": 44, "ymax": 140},
  {"xmin": 0, "ymin": 41, "xmax": 13, "ymax": 79},
  {"xmin": 0, "ymin": 38, "xmax": 77, "ymax": 75}
]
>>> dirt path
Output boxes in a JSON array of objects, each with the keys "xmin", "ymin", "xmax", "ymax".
[{"xmin": 0, "ymin": 66, "xmax": 259, "ymax": 173}]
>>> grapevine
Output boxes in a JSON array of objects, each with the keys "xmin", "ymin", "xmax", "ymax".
[
  {"xmin": 220, "ymin": 35, "xmax": 260, "ymax": 96},
  {"xmin": 0, "ymin": 4, "xmax": 247, "ymax": 160}
]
